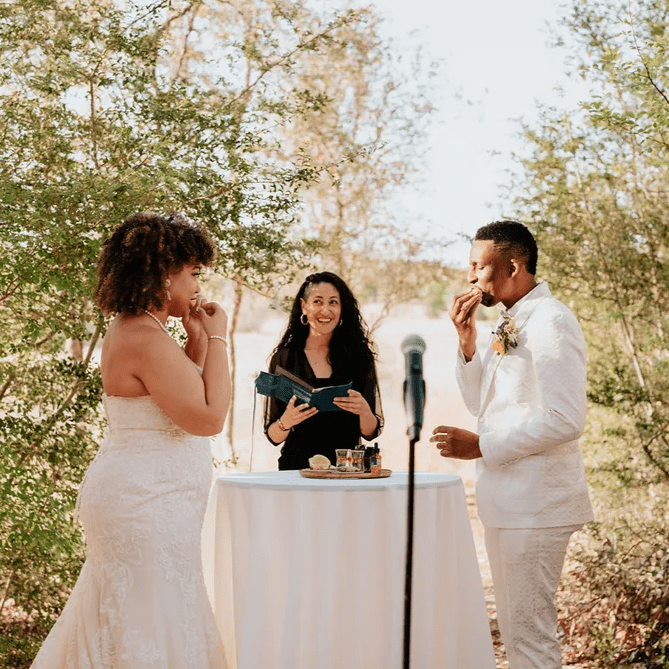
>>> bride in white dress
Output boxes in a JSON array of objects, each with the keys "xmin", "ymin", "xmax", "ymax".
[{"xmin": 31, "ymin": 213, "xmax": 231, "ymax": 669}]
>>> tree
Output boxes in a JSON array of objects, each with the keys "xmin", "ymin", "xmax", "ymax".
[
  {"xmin": 272, "ymin": 5, "xmax": 452, "ymax": 330},
  {"xmin": 0, "ymin": 0, "xmax": 353, "ymax": 661},
  {"xmin": 151, "ymin": 0, "xmax": 341, "ymax": 463},
  {"xmin": 162, "ymin": 0, "xmax": 451, "ymax": 457},
  {"xmin": 509, "ymin": 0, "xmax": 669, "ymax": 663}
]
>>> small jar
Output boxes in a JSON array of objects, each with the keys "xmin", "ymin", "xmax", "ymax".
[
  {"xmin": 370, "ymin": 443, "xmax": 382, "ymax": 475},
  {"xmin": 363, "ymin": 446, "xmax": 374, "ymax": 472},
  {"xmin": 350, "ymin": 449, "xmax": 365, "ymax": 471},
  {"xmin": 335, "ymin": 449, "xmax": 352, "ymax": 469}
]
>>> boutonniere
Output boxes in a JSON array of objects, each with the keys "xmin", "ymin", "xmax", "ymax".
[{"xmin": 491, "ymin": 313, "xmax": 519, "ymax": 355}]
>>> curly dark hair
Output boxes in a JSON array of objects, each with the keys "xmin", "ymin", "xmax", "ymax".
[
  {"xmin": 95, "ymin": 212, "xmax": 217, "ymax": 315},
  {"xmin": 475, "ymin": 219, "xmax": 538, "ymax": 275},
  {"xmin": 272, "ymin": 272, "xmax": 377, "ymax": 372}
]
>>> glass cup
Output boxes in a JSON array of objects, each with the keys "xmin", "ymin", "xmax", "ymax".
[
  {"xmin": 335, "ymin": 449, "xmax": 352, "ymax": 468},
  {"xmin": 350, "ymin": 449, "xmax": 365, "ymax": 471}
]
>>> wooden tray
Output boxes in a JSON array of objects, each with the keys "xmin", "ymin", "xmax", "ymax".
[{"xmin": 299, "ymin": 468, "xmax": 392, "ymax": 480}]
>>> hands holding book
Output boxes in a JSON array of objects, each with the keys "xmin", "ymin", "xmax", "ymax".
[
  {"xmin": 273, "ymin": 387, "xmax": 373, "ymax": 426},
  {"xmin": 278, "ymin": 396, "xmax": 319, "ymax": 432},
  {"xmin": 274, "ymin": 389, "xmax": 377, "ymax": 441},
  {"xmin": 334, "ymin": 390, "xmax": 379, "ymax": 439},
  {"xmin": 332, "ymin": 390, "xmax": 374, "ymax": 418}
]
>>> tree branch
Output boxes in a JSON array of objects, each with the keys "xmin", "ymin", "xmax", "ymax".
[
  {"xmin": 221, "ymin": 15, "xmax": 355, "ymax": 114},
  {"xmin": 89, "ymin": 79, "xmax": 100, "ymax": 170},
  {"xmin": 162, "ymin": 0, "xmax": 197, "ymax": 31},
  {"xmin": 0, "ymin": 374, "xmax": 14, "ymax": 404},
  {"xmin": 628, "ymin": 3, "xmax": 669, "ymax": 109},
  {"xmin": 52, "ymin": 322, "xmax": 103, "ymax": 422},
  {"xmin": 644, "ymin": 434, "xmax": 669, "ymax": 481},
  {"xmin": 225, "ymin": 278, "xmax": 242, "ymax": 466},
  {"xmin": 0, "ymin": 241, "xmax": 46, "ymax": 305},
  {"xmin": 174, "ymin": 5, "xmax": 200, "ymax": 79}
]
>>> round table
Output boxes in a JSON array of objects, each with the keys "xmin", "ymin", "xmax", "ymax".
[{"xmin": 202, "ymin": 470, "xmax": 495, "ymax": 669}]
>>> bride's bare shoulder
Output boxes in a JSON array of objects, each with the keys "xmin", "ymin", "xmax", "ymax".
[
  {"xmin": 110, "ymin": 313, "xmax": 157, "ymax": 335},
  {"xmin": 103, "ymin": 314, "xmax": 168, "ymax": 357}
]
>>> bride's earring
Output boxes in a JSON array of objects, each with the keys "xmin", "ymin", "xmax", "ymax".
[
  {"xmin": 165, "ymin": 278, "xmax": 171, "ymax": 301},
  {"xmin": 300, "ymin": 313, "xmax": 308, "ymax": 325}
]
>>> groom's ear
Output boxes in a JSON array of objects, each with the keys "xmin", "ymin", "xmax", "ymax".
[{"xmin": 508, "ymin": 258, "xmax": 523, "ymax": 277}]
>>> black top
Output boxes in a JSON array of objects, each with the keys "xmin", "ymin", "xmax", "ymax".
[{"xmin": 263, "ymin": 347, "xmax": 383, "ymax": 470}]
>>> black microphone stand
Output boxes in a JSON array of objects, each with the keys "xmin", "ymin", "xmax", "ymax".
[
  {"xmin": 402, "ymin": 432, "xmax": 418, "ymax": 669},
  {"xmin": 400, "ymin": 336, "xmax": 425, "ymax": 669}
]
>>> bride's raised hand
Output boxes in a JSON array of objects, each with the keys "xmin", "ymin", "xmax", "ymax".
[
  {"xmin": 198, "ymin": 301, "xmax": 228, "ymax": 339},
  {"xmin": 182, "ymin": 295, "xmax": 208, "ymax": 342}
]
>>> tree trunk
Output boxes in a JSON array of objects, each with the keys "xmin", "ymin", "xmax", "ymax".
[
  {"xmin": 226, "ymin": 279, "xmax": 243, "ymax": 465},
  {"xmin": 0, "ymin": 567, "xmax": 15, "ymax": 616}
]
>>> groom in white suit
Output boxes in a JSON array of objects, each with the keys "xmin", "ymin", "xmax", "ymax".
[{"xmin": 430, "ymin": 220, "xmax": 593, "ymax": 669}]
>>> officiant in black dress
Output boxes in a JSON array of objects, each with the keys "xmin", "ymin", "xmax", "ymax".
[{"xmin": 264, "ymin": 272, "xmax": 383, "ymax": 470}]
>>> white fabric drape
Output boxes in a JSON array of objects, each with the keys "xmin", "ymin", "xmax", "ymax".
[{"xmin": 202, "ymin": 471, "xmax": 495, "ymax": 669}]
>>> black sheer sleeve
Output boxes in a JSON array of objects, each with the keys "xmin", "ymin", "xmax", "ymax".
[
  {"xmin": 357, "ymin": 351, "xmax": 384, "ymax": 440},
  {"xmin": 263, "ymin": 348, "xmax": 290, "ymax": 446}
]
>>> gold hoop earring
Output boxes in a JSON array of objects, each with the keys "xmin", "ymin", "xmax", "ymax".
[{"xmin": 300, "ymin": 313, "xmax": 308, "ymax": 325}]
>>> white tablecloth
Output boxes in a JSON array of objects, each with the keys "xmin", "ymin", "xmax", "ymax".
[{"xmin": 202, "ymin": 471, "xmax": 495, "ymax": 669}]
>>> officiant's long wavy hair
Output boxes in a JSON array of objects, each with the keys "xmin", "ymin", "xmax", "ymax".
[{"xmin": 272, "ymin": 272, "xmax": 378, "ymax": 374}]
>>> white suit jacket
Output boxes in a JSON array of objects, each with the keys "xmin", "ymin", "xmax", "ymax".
[{"xmin": 456, "ymin": 281, "xmax": 594, "ymax": 529}]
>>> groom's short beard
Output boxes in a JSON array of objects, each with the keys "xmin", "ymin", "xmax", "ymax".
[{"xmin": 480, "ymin": 292, "xmax": 495, "ymax": 307}]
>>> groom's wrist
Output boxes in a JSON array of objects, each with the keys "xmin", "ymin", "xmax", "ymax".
[{"xmin": 459, "ymin": 342, "xmax": 475, "ymax": 362}]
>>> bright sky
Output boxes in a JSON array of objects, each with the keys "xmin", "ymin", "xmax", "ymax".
[{"xmin": 334, "ymin": 0, "xmax": 589, "ymax": 267}]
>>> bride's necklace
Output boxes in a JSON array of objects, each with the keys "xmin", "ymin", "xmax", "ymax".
[{"xmin": 142, "ymin": 309, "xmax": 170, "ymax": 335}]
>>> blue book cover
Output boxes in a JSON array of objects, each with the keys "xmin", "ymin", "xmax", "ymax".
[{"xmin": 254, "ymin": 366, "xmax": 352, "ymax": 411}]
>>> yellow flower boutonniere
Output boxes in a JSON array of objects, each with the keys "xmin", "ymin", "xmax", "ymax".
[{"xmin": 492, "ymin": 313, "xmax": 519, "ymax": 356}]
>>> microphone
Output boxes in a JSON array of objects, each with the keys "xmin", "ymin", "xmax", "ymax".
[{"xmin": 401, "ymin": 334, "xmax": 426, "ymax": 442}]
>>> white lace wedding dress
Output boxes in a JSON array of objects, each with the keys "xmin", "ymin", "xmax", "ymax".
[{"xmin": 31, "ymin": 394, "xmax": 227, "ymax": 669}]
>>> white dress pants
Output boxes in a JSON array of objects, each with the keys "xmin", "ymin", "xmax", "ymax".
[{"xmin": 484, "ymin": 525, "xmax": 582, "ymax": 669}]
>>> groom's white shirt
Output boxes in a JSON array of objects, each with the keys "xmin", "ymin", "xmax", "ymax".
[{"xmin": 456, "ymin": 281, "xmax": 594, "ymax": 529}]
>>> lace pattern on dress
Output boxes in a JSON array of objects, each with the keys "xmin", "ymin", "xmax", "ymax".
[{"xmin": 31, "ymin": 394, "xmax": 226, "ymax": 669}]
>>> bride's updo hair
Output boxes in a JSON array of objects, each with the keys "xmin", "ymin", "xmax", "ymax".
[{"xmin": 95, "ymin": 212, "xmax": 216, "ymax": 315}]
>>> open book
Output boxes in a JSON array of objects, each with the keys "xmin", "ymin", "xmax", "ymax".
[{"xmin": 254, "ymin": 366, "xmax": 352, "ymax": 412}]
